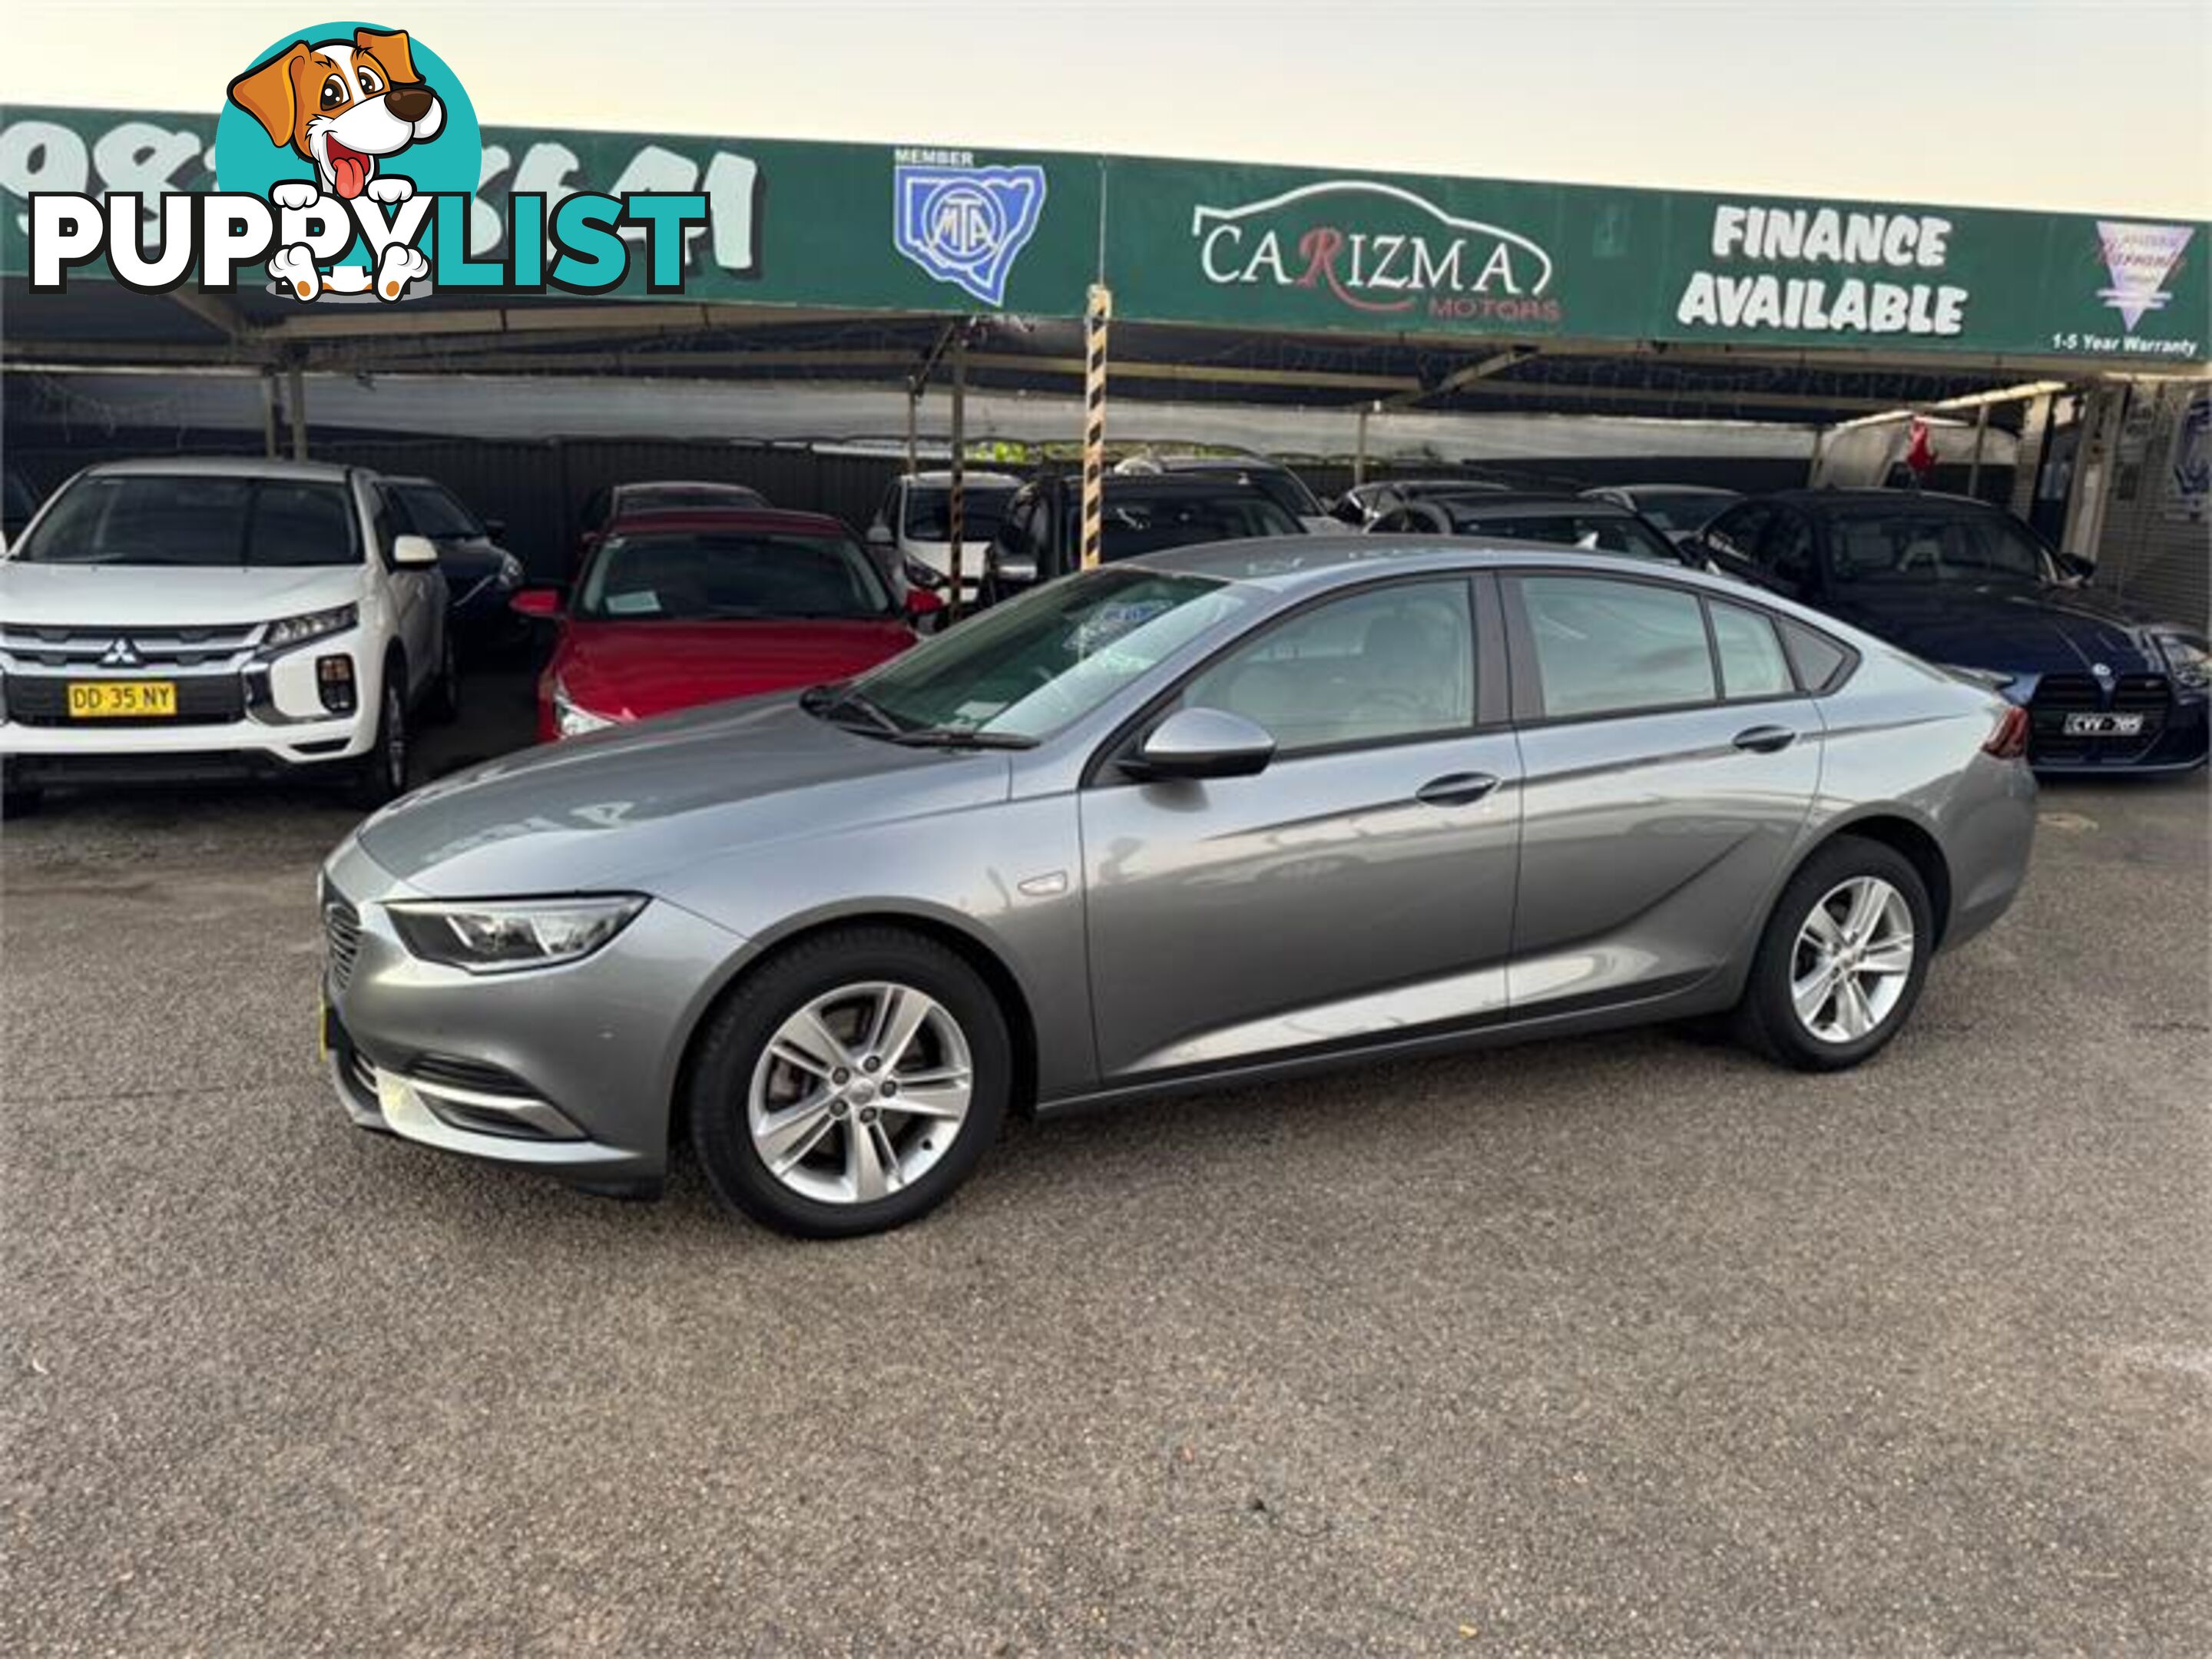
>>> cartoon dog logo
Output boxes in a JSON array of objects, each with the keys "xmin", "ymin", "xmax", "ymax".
[{"xmin": 227, "ymin": 26, "xmax": 443, "ymax": 300}]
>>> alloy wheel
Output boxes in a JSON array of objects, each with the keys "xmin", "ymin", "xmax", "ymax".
[
  {"xmin": 747, "ymin": 981, "xmax": 974, "ymax": 1204},
  {"xmin": 1790, "ymin": 875, "xmax": 1916, "ymax": 1044}
]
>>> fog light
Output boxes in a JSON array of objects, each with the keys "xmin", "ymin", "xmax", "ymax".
[{"xmin": 318, "ymin": 654, "xmax": 356, "ymax": 714}]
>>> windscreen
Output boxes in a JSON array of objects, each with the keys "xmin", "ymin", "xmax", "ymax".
[
  {"xmin": 618, "ymin": 484, "xmax": 767, "ymax": 515},
  {"xmin": 902, "ymin": 485, "xmax": 1013, "ymax": 542},
  {"xmin": 578, "ymin": 531, "xmax": 892, "ymax": 621},
  {"xmin": 10, "ymin": 475, "xmax": 361, "ymax": 568}
]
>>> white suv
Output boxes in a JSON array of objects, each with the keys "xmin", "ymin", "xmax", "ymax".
[
  {"xmin": 866, "ymin": 470, "xmax": 1021, "ymax": 605},
  {"xmin": 0, "ymin": 459, "xmax": 454, "ymax": 813}
]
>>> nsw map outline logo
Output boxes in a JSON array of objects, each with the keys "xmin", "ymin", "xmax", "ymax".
[{"xmin": 892, "ymin": 157, "xmax": 1046, "ymax": 308}]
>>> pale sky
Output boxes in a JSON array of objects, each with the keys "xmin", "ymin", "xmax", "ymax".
[{"xmin": 7, "ymin": 0, "xmax": 2209, "ymax": 216}]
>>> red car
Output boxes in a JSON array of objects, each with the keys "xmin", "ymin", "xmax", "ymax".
[{"xmin": 515, "ymin": 508, "xmax": 939, "ymax": 741}]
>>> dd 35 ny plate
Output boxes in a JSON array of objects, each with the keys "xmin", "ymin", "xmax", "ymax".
[{"xmin": 67, "ymin": 680, "xmax": 177, "ymax": 718}]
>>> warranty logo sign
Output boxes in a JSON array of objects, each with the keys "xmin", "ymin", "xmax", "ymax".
[{"xmin": 892, "ymin": 150, "xmax": 1046, "ymax": 308}]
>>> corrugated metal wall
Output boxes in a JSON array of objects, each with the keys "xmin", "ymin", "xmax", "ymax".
[{"xmin": 2095, "ymin": 382, "xmax": 2210, "ymax": 625}]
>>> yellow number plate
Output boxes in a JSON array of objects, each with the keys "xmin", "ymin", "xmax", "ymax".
[{"xmin": 67, "ymin": 680, "xmax": 177, "ymax": 718}]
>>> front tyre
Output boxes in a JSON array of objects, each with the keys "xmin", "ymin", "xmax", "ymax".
[
  {"xmin": 688, "ymin": 927, "xmax": 1012, "ymax": 1237},
  {"xmin": 1735, "ymin": 837, "xmax": 1933, "ymax": 1072},
  {"xmin": 350, "ymin": 672, "xmax": 409, "ymax": 809}
]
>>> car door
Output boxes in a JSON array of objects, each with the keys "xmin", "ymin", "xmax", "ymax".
[
  {"xmin": 1502, "ymin": 571, "xmax": 1823, "ymax": 1012},
  {"xmin": 1080, "ymin": 575, "xmax": 1523, "ymax": 1080}
]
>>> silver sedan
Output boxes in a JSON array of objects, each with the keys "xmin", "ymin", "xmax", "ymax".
[{"xmin": 320, "ymin": 537, "xmax": 2037, "ymax": 1236}]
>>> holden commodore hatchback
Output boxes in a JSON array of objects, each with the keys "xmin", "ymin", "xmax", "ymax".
[{"xmin": 321, "ymin": 535, "xmax": 2035, "ymax": 1237}]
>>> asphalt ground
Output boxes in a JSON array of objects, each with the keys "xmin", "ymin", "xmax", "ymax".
[{"xmin": 2, "ymin": 667, "xmax": 2207, "ymax": 1655}]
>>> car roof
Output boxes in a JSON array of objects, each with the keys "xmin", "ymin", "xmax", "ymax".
[
  {"xmin": 1434, "ymin": 495, "xmax": 1638, "ymax": 520},
  {"xmin": 604, "ymin": 506, "xmax": 849, "ymax": 535},
  {"xmin": 613, "ymin": 479, "xmax": 766, "ymax": 496},
  {"xmin": 1763, "ymin": 487, "xmax": 1999, "ymax": 513},
  {"xmin": 1137, "ymin": 534, "xmax": 1692, "ymax": 590},
  {"xmin": 900, "ymin": 470, "xmax": 1022, "ymax": 489},
  {"xmin": 1595, "ymin": 483, "xmax": 1740, "ymax": 496},
  {"xmin": 81, "ymin": 457, "xmax": 359, "ymax": 484},
  {"xmin": 1148, "ymin": 456, "xmax": 1296, "ymax": 474}
]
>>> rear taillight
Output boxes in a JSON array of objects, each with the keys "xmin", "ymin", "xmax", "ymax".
[{"xmin": 1982, "ymin": 704, "xmax": 2030, "ymax": 760}]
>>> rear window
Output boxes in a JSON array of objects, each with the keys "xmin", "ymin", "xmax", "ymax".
[
  {"xmin": 902, "ymin": 485, "xmax": 1013, "ymax": 542},
  {"xmin": 10, "ymin": 475, "xmax": 360, "ymax": 568}
]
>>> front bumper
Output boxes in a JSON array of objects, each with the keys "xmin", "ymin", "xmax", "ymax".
[{"xmin": 318, "ymin": 835, "xmax": 749, "ymax": 1194}]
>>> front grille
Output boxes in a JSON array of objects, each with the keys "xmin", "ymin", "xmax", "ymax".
[
  {"xmin": 2028, "ymin": 671, "xmax": 2171, "ymax": 765},
  {"xmin": 323, "ymin": 899, "xmax": 363, "ymax": 988},
  {"xmin": 0, "ymin": 621, "xmax": 262, "ymax": 671},
  {"xmin": 2, "ymin": 674, "xmax": 246, "ymax": 727}
]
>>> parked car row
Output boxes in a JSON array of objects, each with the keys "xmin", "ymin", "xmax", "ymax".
[{"xmin": 5, "ymin": 452, "xmax": 2204, "ymax": 813}]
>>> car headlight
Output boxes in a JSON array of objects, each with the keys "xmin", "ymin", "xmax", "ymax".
[
  {"xmin": 386, "ymin": 895, "xmax": 647, "ymax": 973},
  {"xmin": 551, "ymin": 674, "xmax": 620, "ymax": 737},
  {"xmin": 263, "ymin": 604, "xmax": 359, "ymax": 649},
  {"xmin": 2154, "ymin": 633, "xmax": 2210, "ymax": 690}
]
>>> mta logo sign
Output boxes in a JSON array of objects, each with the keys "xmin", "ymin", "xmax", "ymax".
[{"xmin": 893, "ymin": 163, "xmax": 1048, "ymax": 308}]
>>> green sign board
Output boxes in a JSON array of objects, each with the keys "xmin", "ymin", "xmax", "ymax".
[
  {"xmin": 4, "ymin": 104, "xmax": 2204, "ymax": 363},
  {"xmin": 1101, "ymin": 157, "xmax": 2209, "ymax": 363}
]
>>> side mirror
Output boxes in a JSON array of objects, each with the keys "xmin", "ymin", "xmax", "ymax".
[
  {"xmin": 510, "ymin": 587, "xmax": 563, "ymax": 619},
  {"xmin": 866, "ymin": 522, "xmax": 895, "ymax": 547},
  {"xmin": 2056, "ymin": 552, "xmax": 2095, "ymax": 584},
  {"xmin": 482, "ymin": 517, "xmax": 508, "ymax": 542},
  {"xmin": 905, "ymin": 588, "xmax": 945, "ymax": 618},
  {"xmin": 1126, "ymin": 707, "xmax": 1277, "ymax": 781},
  {"xmin": 392, "ymin": 532, "xmax": 439, "ymax": 568}
]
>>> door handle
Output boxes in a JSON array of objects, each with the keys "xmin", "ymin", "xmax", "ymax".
[
  {"xmin": 1732, "ymin": 724, "xmax": 1796, "ymax": 753},
  {"xmin": 1415, "ymin": 771, "xmax": 1501, "ymax": 806}
]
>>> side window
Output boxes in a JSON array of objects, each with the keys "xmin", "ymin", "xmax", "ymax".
[
  {"xmin": 995, "ymin": 492, "xmax": 1035, "ymax": 557},
  {"xmin": 370, "ymin": 488, "xmax": 404, "ymax": 561},
  {"xmin": 1758, "ymin": 510, "xmax": 1816, "ymax": 588},
  {"xmin": 1780, "ymin": 620, "xmax": 1851, "ymax": 692},
  {"xmin": 1517, "ymin": 575, "xmax": 1716, "ymax": 719},
  {"xmin": 1704, "ymin": 502, "xmax": 1772, "ymax": 562},
  {"xmin": 1183, "ymin": 580, "xmax": 1475, "ymax": 755},
  {"xmin": 1708, "ymin": 600, "xmax": 1794, "ymax": 700},
  {"xmin": 1371, "ymin": 507, "xmax": 1420, "ymax": 534}
]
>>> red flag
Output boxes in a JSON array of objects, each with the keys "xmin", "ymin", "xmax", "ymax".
[{"xmin": 1905, "ymin": 418, "xmax": 1938, "ymax": 480}]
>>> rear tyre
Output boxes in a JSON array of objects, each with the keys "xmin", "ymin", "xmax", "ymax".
[
  {"xmin": 688, "ymin": 927, "xmax": 1012, "ymax": 1238},
  {"xmin": 350, "ymin": 671, "xmax": 409, "ymax": 810},
  {"xmin": 1734, "ymin": 836, "xmax": 1933, "ymax": 1072}
]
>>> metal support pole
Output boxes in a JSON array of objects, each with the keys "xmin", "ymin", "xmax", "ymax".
[
  {"xmin": 1967, "ymin": 402, "xmax": 1988, "ymax": 500},
  {"xmin": 261, "ymin": 367, "xmax": 280, "ymax": 459},
  {"xmin": 1354, "ymin": 404, "xmax": 1370, "ymax": 488},
  {"xmin": 946, "ymin": 327, "xmax": 967, "ymax": 622},
  {"xmin": 904, "ymin": 385, "xmax": 918, "ymax": 477},
  {"xmin": 1081, "ymin": 284, "xmax": 1112, "ymax": 570},
  {"xmin": 286, "ymin": 359, "xmax": 308, "ymax": 461}
]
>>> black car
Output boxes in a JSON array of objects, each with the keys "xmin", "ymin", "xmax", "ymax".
[
  {"xmin": 1688, "ymin": 489, "xmax": 2209, "ymax": 773},
  {"xmin": 1368, "ymin": 492, "xmax": 1694, "ymax": 566},
  {"xmin": 981, "ymin": 472, "xmax": 1303, "ymax": 601},
  {"xmin": 1118, "ymin": 455, "xmax": 1333, "ymax": 529},
  {"xmin": 1330, "ymin": 476, "xmax": 1523, "ymax": 528},
  {"xmin": 382, "ymin": 475, "xmax": 528, "ymax": 656},
  {"xmin": 1580, "ymin": 484, "xmax": 1742, "ymax": 544}
]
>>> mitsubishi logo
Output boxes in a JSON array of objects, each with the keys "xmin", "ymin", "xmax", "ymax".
[{"xmin": 98, "ymin": 637, "xmax": 142, "ymax": 668}]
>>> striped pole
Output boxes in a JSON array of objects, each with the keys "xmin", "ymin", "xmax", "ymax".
[{"xmin": 1081, "ymin": 284, "xmax": 1112, "ymax": 570}]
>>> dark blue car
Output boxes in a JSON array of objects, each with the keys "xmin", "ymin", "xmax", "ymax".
[
  {"xmin": 1691, "ymin": 490, "xmax": 2208, "ymax": 774},
  {"xmin": 382, "ymin": 475, "xmax": 528, "ymax": 657}
]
